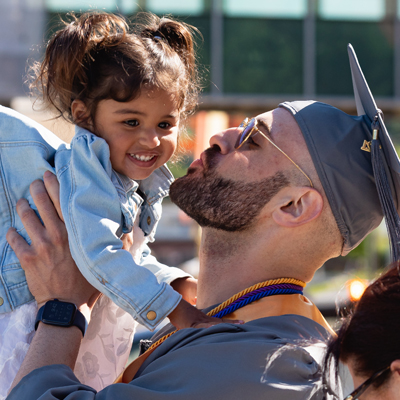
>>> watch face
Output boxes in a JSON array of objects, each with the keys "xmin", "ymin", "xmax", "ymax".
[{"xmin": 42, "ymin": 300, "xmax": 76, "ymax": 326}]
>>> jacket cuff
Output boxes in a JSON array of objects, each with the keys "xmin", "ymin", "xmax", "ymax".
[{"xmin": 137, "ymin": 283, "xmax": 181, "ymax": 330}]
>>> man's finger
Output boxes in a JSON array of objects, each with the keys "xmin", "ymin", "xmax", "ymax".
[
  {"xmin": 6, "ymin": 227, "xmax": 32, "ymax": 265},
  {"xmin": 221, "ymin": 318, "xmax": 244, "ymax": 325},
  {"xmin": 15, "ymin": 198, "xmax": 45, "ymax": 239},
  {"xmin": 191, "ymin": 322, "xmax": 216, "ymax": 329},
  {"xmin": 29, "ymin": 179, "xmax": 61, "ymax": 229},
  {"xmin": 192, "ymin": 318, "xmax": 244, "ymax": 329},
  {"xmin": 43, "ymin": 171, "xmax": 63, "ymax": 222}
]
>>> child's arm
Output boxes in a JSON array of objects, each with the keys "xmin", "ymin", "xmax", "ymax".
[
  {"xmin": 122, "ymin": 234, "xmax": 240, "ymax": 328},
  {"xmin": 137, "ymin": 244, "xmax": 194, "ymax": 297},
  {"xmin": 121, "ymin": 230, "xmax": 196, "ymax": 301},
  {"xmin": 121, "ymin": 234, "xmax": 197, "ymax": 305},
  {"xmin": 123, "ymin": 235, "xmax": 236, "ymax": 328},
  {"xmin": 56, "ymin": 133, "xmax": 182, "ymax": 331},
  {"xmin": 167, "ymin": 298, "xmax": 243, "ymax": 329}
]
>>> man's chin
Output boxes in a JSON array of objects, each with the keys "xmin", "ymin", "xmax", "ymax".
[
  {"xmin": 170, "ymin": 170, "xmax": 290, "ymax": 233},
  {"xmin": 169, "ymin": 173, "xmax": 194, "ymax": 202}
]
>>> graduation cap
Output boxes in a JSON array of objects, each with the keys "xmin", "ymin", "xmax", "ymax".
[{"xmin": 279, "ymin": 44, "xmax": 400, "ymax": 260}]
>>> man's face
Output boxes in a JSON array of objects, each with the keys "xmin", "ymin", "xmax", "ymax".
[{"xmin": 169, "ymin": 108, "xmax": 308, "ymax": 231}]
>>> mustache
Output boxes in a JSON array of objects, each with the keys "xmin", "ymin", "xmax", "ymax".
[
  {"xmin": 202, "ymin": 145, "xmax": 220, "ymax": 172},
  {"xmin": 186, "ymin": 145, "xmax": 220, "ymax": 176}
]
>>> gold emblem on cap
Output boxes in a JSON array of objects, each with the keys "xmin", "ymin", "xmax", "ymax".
[{"xmin": 361, "ymin": 140, "xmax": 371, "ymax": 152}]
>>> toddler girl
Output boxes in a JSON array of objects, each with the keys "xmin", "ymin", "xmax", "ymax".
[{"xmin": 0, "ymin": 11, "xmax": 214, "ymax": 395}]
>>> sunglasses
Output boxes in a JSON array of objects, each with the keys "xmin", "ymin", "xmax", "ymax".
[
  {"xmin": 343, "ymin": 366, "xmax": 390, "ymax": 400},
  {"xmin": 235, "ymin": 118, "xmax": 313, "ymax": 188}
]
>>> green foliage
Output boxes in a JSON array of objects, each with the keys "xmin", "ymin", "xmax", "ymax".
[
  {"xmin": 316, "ymin": 20, "xmax": 394, "ymax": 96},
  {"xmin": 224, "ymin": 18, "xmax": 303, "ymax": 94},
  {"xmin": 167, "ymin": 154, "xmax": 193, "ymax": 179}
]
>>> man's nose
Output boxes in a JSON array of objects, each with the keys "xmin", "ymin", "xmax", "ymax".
[{"xmin": 209, "ymin": 127, "xmax": 240, "ymax": 154}]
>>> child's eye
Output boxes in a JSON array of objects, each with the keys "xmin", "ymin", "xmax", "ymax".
[
  {"xmin": 125, "ymin": 119, "xmax": 139, "ymax": 127},
  {"xmin": 158, "ymin": 122, "xmax": 172, "ymax": 129}
]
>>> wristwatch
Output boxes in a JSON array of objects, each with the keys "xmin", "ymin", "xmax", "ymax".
[{"xmin": 35, "ymin": 299, "xmax": 87, "ymax": 337}]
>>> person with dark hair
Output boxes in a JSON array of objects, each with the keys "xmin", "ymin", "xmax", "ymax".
[
  {"xmin": 6, "ymin": 45, "xmax": 400, "ymax": 399},
  {"xmin": 0, "ymin": 11, "xmax": 230, "ymax": 396},
  {"xmin": 324, "ymin": 266, "xmax": 400, "ymax": 400}
]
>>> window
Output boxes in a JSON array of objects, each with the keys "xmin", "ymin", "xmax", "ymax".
[
  {"xmin": 319, "ymin": 0, "xmax": 385, "ymax": 21},
  {"xmin": 224, "ymin": 0, "xmax": 307, "ymax": 18},
  {"xmin": 147, "ymin": 0, "xmax": 203, "ymax": 15},
  {"xmin": 45, "ymin": 0, "xmax": 137, "ymax": 13}
]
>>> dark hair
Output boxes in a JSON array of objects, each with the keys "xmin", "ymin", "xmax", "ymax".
[
  {"xmin": 30, "ymin": 11, "xmax": 200, "ymax": 137},
  {"xmin": 323, "ymin": 264, "xmax": 400, "ymax": 394}
]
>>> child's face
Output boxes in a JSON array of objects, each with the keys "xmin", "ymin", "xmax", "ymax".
[{"xmin": 94, "ymin": 89, "xmax": 180, "ymax": 180}]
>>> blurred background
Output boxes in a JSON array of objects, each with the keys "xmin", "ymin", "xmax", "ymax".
[{"xmin": 1, "ymin": 0, "xmax": 398, "ymax": 329}]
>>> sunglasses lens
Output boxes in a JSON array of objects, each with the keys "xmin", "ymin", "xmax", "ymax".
[{"xmin": 237, "ymin": 119, "xmax": 255, "ymax": 148}]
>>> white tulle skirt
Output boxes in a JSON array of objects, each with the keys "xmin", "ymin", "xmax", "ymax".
[{"xmin": 0, "ymin": 295, "xmax": 137, "ymax": 398}]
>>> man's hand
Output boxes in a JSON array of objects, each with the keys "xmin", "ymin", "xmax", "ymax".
[
  {"xmin": 6, "ymin": 171, "xmax": 99, "ymax": 311},
  {"xmin": 6, "ymin": 171, "xmax": 102, "ymax": 392}
]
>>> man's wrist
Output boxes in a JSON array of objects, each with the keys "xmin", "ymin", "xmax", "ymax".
[
  {"xmin": 37, "ymin": 298, "xmax": 94, "ymax": 322},
  {"xmin": 35, "ymin": 299, "xmax": 88, "ymax": 337}
]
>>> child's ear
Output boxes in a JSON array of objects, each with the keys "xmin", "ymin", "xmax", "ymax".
[
  {"xmin": 272, "ymin": 187, "xmax": 323, "ymax": 228},
  {"xmin": 71, "ymin": 100, "xmax": 92, "ymax": 128}
]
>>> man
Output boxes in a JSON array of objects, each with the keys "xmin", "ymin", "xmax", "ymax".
[{"xmin": 6, "ymin": 46, "xmax": 400, "ymax": 398}]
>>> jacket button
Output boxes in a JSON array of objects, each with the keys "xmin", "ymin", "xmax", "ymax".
[
  {"xmin": 147, "ymin": 216, "xmax": 151, "ymax": 225},
  {"xmin": 147, "ymin": 310, "xmax": 157, "ymax": 321},
  {"xmin": 0, "ymin": 297, "xmax": 3, "ymax": 306}
]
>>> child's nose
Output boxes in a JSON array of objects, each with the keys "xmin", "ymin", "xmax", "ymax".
[{"xmin": 140, "ymin": 130, "xmax": 160, "ymax": 148}]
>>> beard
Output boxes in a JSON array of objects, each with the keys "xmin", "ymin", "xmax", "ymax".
[{"xmin": 170, "ymin": 148, "xmax": 289, "ymax": 232}]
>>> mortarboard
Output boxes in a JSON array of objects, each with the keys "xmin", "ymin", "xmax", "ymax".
[{"xmin": 279, "ymin": 44, "xmax": 400, "ymax": 260}]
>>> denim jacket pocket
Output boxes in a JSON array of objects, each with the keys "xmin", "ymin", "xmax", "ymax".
[
  {"xmin": 1, "ymin": 244, "xmax": 34, "ymax": 311},
  {"xmin": 139, "ymin": 198, "xmax": 162, "ymax": 240},
  {"xmin": 111, "ymin": 172, "xmax": 143, "ymax": 235}
]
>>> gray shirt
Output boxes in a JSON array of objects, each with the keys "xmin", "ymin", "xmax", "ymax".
[{"xmin": 8, "ymin": 314, "xmax": 335, "ymax": 399}]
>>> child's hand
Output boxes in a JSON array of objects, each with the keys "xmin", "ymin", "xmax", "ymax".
[
  {"xmin": 171, "ymin": 277, "xmax": 198, "ymax": 305},
  {"xmin": 167, "ymin": 299, "xmax": 244, "ymax": 330}
]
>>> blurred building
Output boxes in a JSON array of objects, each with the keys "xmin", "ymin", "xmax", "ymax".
[
  {"xmin": 3, "ymin": 1, "xmax": 400, "ymax": 110},
  {"xmin": 0, "ymin": 0, "xmax": 46, "ymax": 103}
]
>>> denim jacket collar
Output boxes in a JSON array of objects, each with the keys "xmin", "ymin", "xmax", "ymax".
[{"xmin": 113, "ymin": 164, "xmax": 174, "ymax": 203}]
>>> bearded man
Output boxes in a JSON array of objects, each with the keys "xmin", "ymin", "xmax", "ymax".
[{"xmin": 7, "ymin": 45, "xmax": 400, "ymax": 399}]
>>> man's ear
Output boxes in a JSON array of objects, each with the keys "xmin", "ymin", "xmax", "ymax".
[
  {"xmin": 391, "ymin": 359, "xmax": 400, "ymax": 374},
  {"xmin": 71, "ymin": 100, "xmax": 92, "ymax": 128},
  {"xmin": 271, "ymin": 187, "xmax": 323, "ymax": 228}
]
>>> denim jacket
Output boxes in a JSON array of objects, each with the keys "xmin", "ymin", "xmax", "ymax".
[{"xmin": 0, "ymin": 106, "xmax": 189, "ymax": 330}]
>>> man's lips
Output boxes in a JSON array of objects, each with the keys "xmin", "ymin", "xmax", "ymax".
[
  {"xmin": 188, "ymin": 157, "xmax": 204, "ymax": 169},
  {"xmin": 188, "ymin": 147, "xmax": 220, "ymax": 175}
]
